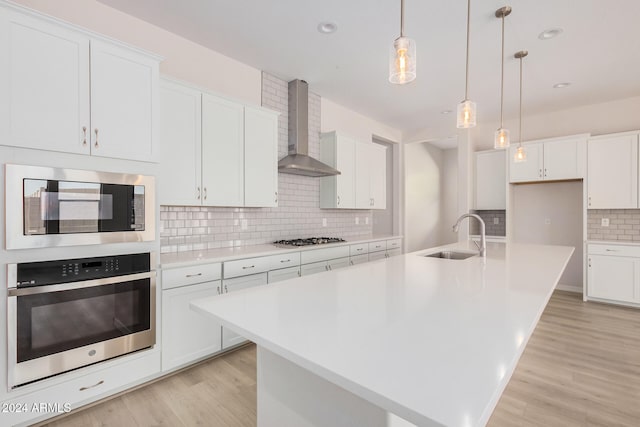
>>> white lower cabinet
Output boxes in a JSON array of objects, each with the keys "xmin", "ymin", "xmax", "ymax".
[
  {"xmin": 350, "ymin": 254, "xmax": 369, "ymax": 265},
  {"xmin": 162, "ymin": 281, "xmax": 223, "ymax": 372},
  {"xmin": 221, "ymin": 273, "xmax": 268, "ymax": 349},
  {"xmin": 369, "ymin": 251, "xmax": 387, "ymax": 261},
  {"xmin": 268, "ymin": 266, "xmax": 301, "ymax": 283},
  {"xmin": 301, "ymin": 261, "xmax": 331, "ymax": 276},
  {"xmin": 161, "ymin": 263, "xmax": 223, "ymax": 372},
  {"xmin": 587, "ymin": 244, "xmax": 640, "ymax": 305},
  {"xmin": 328, "ymin": 257, "xmax": 350, "ymax": 270}
]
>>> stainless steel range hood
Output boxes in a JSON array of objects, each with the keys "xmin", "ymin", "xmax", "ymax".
[{"xmin": 278, "ymin": 79, "xmax": 340, "ymax": 177}]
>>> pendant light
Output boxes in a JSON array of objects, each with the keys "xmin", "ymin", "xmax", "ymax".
[
  {"xmin": 494, "ymin": 6, "xmax": 511, "ymax": 149},
  {"xmin": 457, "ymin": 0, "xmax": 476, "ymax": 128},
  {"xmin": 514, "ymin": 50, "xmax": 528, "ymax": 162},
  {"xmin": 389, "ymin": 0, "xmax": 416, "ymax": 84}
]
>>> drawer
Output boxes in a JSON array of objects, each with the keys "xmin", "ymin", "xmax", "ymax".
[
  {"xmin": 268, "ymin": 266, "xmax": 301, "ymax": 283},
  {"xmin": 301, "ymin": 245, "xmax": 350, "ymax": 264},
  {"xmin": 369, "ymin": 251, "xmax": 387, "ymax": 261},
  {"xmin": 386, "ymin": 239, "xmax": 402, "ymax": 250},
  {"xmin": 588, "ymin": 244, "xmax": 640, "ymax": 257},
  {"xmin": 224, "ymin": 256, "xmax": 271, "ymax": 279},
  {"xmin": 350, "ymin": 243, "xmax": 368, "ymax": 256},
  {"xmin": 368, "ymin": 241, "xmax": 387, "ymax": 253},
  {"xmin": 387, "ymin": 248, "xmax": 402, "ymax": 257},
  {"xmin": 162, "ymin": 263, "xmax": 222, "ymax": 290},
  {"xmin": 265, "ymin": 252, "xmax": 301, "ymax": 270}
]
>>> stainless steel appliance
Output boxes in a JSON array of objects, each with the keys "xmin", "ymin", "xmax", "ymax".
[
  {"xmin": 273, "ymin": 237, "xmax": 346, "ymax": 247},
  {"xmin": 7, "ymin": 252, "xmax": 156, "ymax": 388},
  {"xmin": 5, "ymin": 164, "xmax": 155, "ymax": 249}
]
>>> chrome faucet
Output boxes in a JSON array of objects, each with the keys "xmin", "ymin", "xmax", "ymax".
[{"xmin": 453, "ymin": 213, "xmax": 486, "ymax": 258}]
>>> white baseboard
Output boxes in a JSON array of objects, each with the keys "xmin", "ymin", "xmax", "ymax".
[{"xmin": 555, "ymin": 283, "xmax": 582, "ymax": 294}]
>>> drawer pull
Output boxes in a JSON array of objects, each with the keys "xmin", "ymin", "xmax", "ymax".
[
  {"xmin": 80, "ymin": 380, "xmax": 104, "ymax": 391},
  {"xmin": 605, "ymin": 249, "xmax": 620, "ymax": 252},
  {"xmin": 185, "ymin": 273, "xmax": 202, "ymax": 278},
  {"xmin": 242, "ymin": 265, "xmax": 255, "ymax": 269},
  {"xmin": 224, "ymin": 285, "xmax": 228, "ymax": 293},
  {"xmin": 280, "ymin": 259, "xmax": 291, "ymax": 263},
  {"xmin": 356, "ymin": 248, "xmax": 363, "ymax": 251}
]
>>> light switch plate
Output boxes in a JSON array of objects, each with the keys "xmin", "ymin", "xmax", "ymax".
[
  {"xmin": 545, "ymin": 218, "xmax": 551, "ymax": 225},
  {"xmin": 493, "ymin": 218, "xmax": 499, "ymax": 225},
  {"xmin": 322, "ymin": 218, "xmax": 327, "ymax": 227},
  {"xmin": 355, "ymin": 217, "xmax": 360, "ymax": 225},
  {"xmin": 601, "ymin": 218, "xmax": 610, "ymax": 227},
  {"xmin": 365, "ymin": 217, "xmax": 369, "ymax": 225}
]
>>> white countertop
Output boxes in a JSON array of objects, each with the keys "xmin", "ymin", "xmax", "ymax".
[
  {"xmin": 160, "ymin": 234, "xmax": 403, "ymax": 268},
  {"xmin": 191, "ymin": 241, "xmax": 574, "ymax": 427}
]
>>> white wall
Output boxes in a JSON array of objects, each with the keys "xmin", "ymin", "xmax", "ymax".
[
  {"xmin": 441, "ymin": 148, "xmax": 459, "ymax": 245},
  {"xmin": 511, "ymin": 181, "xmax": 583, "ymax": 290},
  {"xmin": 321, "ymin": 98, "xmax": 402, "ymax": 143}
]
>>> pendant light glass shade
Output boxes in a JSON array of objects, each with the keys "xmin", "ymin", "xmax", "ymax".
[
  {"xmin": 494, "ymin": 128, "xmax": 510, "ymax": 149},
  {"xmin": 514, "ymin": 145, "xmax": 526, "ymax": 162},
  {"xmin": 513, "ymin": 50, "xmax": 528, "ymax": 163},
  {"xmin": 493, "ymin": 6, "xmax": 511, "ymax": 149},
  {"xmin": 457, "ymin": 99, "xmax": 477, "ymax": 128},
  {"xmin": 457, "ymin": 0, "xmax": 476, "ymax": 128},
  {"xmin": 389, "ymin": 36, "xmax": 416, "ymax": 84}
]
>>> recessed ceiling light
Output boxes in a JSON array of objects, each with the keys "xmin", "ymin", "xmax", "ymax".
[
  {"xmin": 441, "ymin": 110, "xmax": 452, "ymax": 114},
  {"xmin": 538, "ymin": 28, "xmax": 563, "ymax": 40},
  {"xmin": 317, "ymin": 22, "xmax": 338, "ymax": 34},
  {"xmin": 553, "ymin": 82, "xmax": 571, "ymax": 89}
]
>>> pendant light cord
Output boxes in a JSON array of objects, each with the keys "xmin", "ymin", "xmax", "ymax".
[
  {"xmin": 400, "ymin": 0, "xmax": 405, "ymax": 37},
  {"xmin": 499, "ymin": 13, "xmax": 505, "ymax": 128},
  {"xmin": 518, "ymin": 56, "xmax": 523, "ymax": 146},
  {"xmin": 464, "ymin": 0, "xmax": 471, "ymax": 100}
]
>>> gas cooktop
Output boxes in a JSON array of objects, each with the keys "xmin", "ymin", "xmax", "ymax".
[{"xmin": 273, "ymin": 237, "xmax": 346, "ymax": 247}]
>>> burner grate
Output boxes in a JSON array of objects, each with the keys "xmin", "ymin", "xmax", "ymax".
[{"xmin": 273, "ymin": 237, "xmax": 346, "ymax": 247}]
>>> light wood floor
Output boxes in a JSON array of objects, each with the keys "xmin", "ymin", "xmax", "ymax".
[{"xmin": 40, "ymin": 291, "xmax": 640, "ymax": 427}]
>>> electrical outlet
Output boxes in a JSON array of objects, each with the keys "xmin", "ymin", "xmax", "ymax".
[
  {"xmin": 365, "ymin": 217, "xmax": 369, "ymax": 225},
  {"xmin": 545, "ymin": 218, "xmax": 551, "ymax": 225},
  {"xmin": 322, "ymin": 218, "xmax": 327, "ymax": 227},
  {"xmin": 241, "ymin": 219, "xmax": 248, "ymax": 230},
  {"xmin": 493, "ymin": 218, "xmax": 499, "ymax": 225},
  {"xmin": 601, "ymin": 218, "xmax": 610, "ymax": 227},
  {"xmin": 355, "ymin": 217, "xmax": 360, "ymax": 225}
]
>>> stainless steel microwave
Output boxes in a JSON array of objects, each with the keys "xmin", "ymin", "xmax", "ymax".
[{"xmin": 5, "ymin": 164, "xmax": 155, "ymax": 249}]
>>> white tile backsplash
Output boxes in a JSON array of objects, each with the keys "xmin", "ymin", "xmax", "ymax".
[{"xmin": 160, "ymin": 72, "xmax": 372, "ymax": 253}]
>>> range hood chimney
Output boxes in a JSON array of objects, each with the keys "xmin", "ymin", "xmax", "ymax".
[{"xmin": 278, "ymin": 79, "xmax": 340, "ymax": 177}]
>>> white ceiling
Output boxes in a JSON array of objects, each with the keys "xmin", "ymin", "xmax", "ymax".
[{"xmin": 99, "ymin": 0, "xmax": 640, "ymax": 136}]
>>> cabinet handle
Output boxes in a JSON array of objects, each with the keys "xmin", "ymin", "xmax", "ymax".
[
  {"xmin": 605, "ymin": 249, "xmax": 620, "ymax": 252},
  {"xmin": 297, "ymin": 270, "xmax": 301, "ymax": 277},
  {"xmin": 588, "ymin": 196, "xmax": 591, "ymax": 207},
  {"xmin": 385, "ymin": 253, "xmax": 390, "ymax": 258},
  {"xmin": 94, "ymin": 128, "xmax": 99, "ymax": 148},
  {"xmin": 588, "ymin": 258, "xmax": 591, "ymax": 268},
  {"xmin": 337, "ymin": 196, "xmax": 340, "ymax": 205},
  {"xmin": 356, "ymin": 248, "xmax": 363, "ymax": 251},
  {"xmin": 538, "ymin": 168, "xmax": 542, "ymax": 178},
  {"xmin": 324, "ymin": 265, "xmax": 329, "ymax": 271},
  {"xmin": 349, "ymin": 260, "xmax": 354, "ymax": 266},
  {"xmin": 79, "ymin": 380, "xmax": 104, "ymax": 391},
  {"xmin": 280, "ymin": 259, "xmax": 291, "ymax": 263},
  {"xmin": 185, "ymin": 272, "xmax": 202, "ymax": 278},
  {"xmin": 242, "ymin": 265, "xmax": 255, "ymax": 269},
  {"xmin": 217, "ymin": 285, "xmax": 221, "ymax": 294},
  {"xmin": 275, "ymin": 191, "xmax": 278, "ymax": 203},
  {"xmin": 204, "ymin": 187, "xmax": 207, "ymax": 200},
  {"xmin": 197, "ymin": 187, "xmax": 201, "ymax": 200},
  {"xmin": 82, "ymin": 126, "xmax": 87, "ymax": 146},
  {"xmin": 544, "ymin": 168, "xmax": 547, "ymax": 178},
  {"xmin": 224, "ymin": 285, "xmax": 228, "ymax": 293},
  {"xmin": 328, "ymin": 264, "xmax": 332, "ymax": 270}
]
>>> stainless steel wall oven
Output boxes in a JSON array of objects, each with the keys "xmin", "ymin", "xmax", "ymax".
[
  {"xmin": 7, "ymin": 252, "xmax": 156, "ymax": 388},
  {"xmin": 5, "ymin": 164, "xmax": 155, "ymax": 249}
]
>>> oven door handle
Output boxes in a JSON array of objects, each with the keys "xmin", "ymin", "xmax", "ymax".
[{"xmin": 7, "ymin": 271, "xmax": 156, "ymax": 297}]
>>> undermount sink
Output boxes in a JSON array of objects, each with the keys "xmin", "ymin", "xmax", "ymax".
[{"xmin": 424, "ymin": 251, "xmax": 477, "ymax": 260}]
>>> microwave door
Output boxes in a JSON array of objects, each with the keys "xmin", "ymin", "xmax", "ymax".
[{"xmin": 98, "ymin": 183, "xmax": 132, "ymax": 233}]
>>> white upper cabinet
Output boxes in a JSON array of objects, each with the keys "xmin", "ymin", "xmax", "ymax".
[
  {"xmin": 0, "ymin": 7, "xmax": 160, "ymax": 161},
  {"xmin": 0, "ymin": 9, "xmax": 90, "ymax": 154},
  {"xmin": 159, "ymin": 80, "xmax": 202, "ymax": 205},
  {"xmin": 587, "ymin": 132, "xmax": 639, "ymax": 209},
  {"xmin": 509, "ymin": 135, "xmax": 586, "ymax": 183},
  {"xmin": 475, "ymin": 150, "xmax": 506, "ymax": 210},
  {"xmin": 244, "ymin": 106, "xmax": 279, "ymax": 207},
  {"xmin": 89, "ymin": 40, "xmax": 158, "ymax": 162},
  {"xmin": 202, "ymin": 93, "xmax": 245, "ymax": 207},
  {"xmin": 321, "ymin": 133, "xmax": 387, "ymax": 210},
  {"xmin": 320, "ymin": 132, "xmax": 356, "ymax": 208},
  {"xmin": 159, "ymin": 78, "xmax": 279, "ymax": 207}
]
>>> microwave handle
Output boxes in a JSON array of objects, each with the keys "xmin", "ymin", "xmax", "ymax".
[{"xmin": 7, "ymin": 271, "xmax": 155, "ymax": 297}]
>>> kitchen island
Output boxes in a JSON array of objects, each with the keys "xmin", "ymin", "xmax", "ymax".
[{"xmin": 191, "ymin": 241, "xmax": 574, "ymax": 427}]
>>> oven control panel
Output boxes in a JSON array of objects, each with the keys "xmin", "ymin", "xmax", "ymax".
[{"xmin": 14, "ymin": 253, "xmax": 151, "ymax": 287}]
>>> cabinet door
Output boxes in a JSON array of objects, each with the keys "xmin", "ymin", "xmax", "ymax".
[
  {"xmin": 328, "ymin": 257, "xmax": 350, "ymax": 271},
  {"xmin": 162, "ymin": 281, "xmax": 223, "ymax": 371},
  {"xmin": 475, "ymin": 150, "xmax": 506, "ymax": 209},
  {"xmin": 336, "ymin": 135, "xmax": 357, "ymax": 208},
  {"xmin": 90, "ymin": 39, "xmax": 158, "ymax": 162},
  {"xmin": 0, "ymin": 9, "xmax": 90, "ymax": 154},
  {"xmin": 244, "ymin": 106, "xmax": 278, "ymax": 207},
  {"xmin": 509, "ymin": 143, "xmax": 543, "ymax": 183},
  {"xmin": 158, "ymin": 80, "xmax": 202, "ymax": 205},
  {"xmin": 267, "ymin": 266, "xmax": 300, "ymax": 283},
  {"xmin": 588, "ymin": 134, "xmax": 638, "ymax": 209},
  {"xmin": 202, "ymin": 94, "xmax": 244, "ymax": 207},
  {"xmin": 355, "ymin": 142, "xmax": 373, "ymax": 208},
  {"xmin": 222, "ymin": 273, "xmax": 268, "ymax": 349},
  {"xmin": 350, "ymin": 254, "xmax": 369, "ymax": 266},
  {"xmin": 588, "ymin": 255, "xmax": 639, "ymax": 303},
  {"xmin": 369, "ymin": 144, "xmax": 387, "ymax": 209},
  {"xmin": 301, "ymin": 261, "xmax": 329, "ymax": 276},
  {"xmin": 544, "ymin": 137, "xmax": 585, "ymax": 180},
  {"xmin": 368, "ymin": 251, "xmax": 387, "ymax": 261}
]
